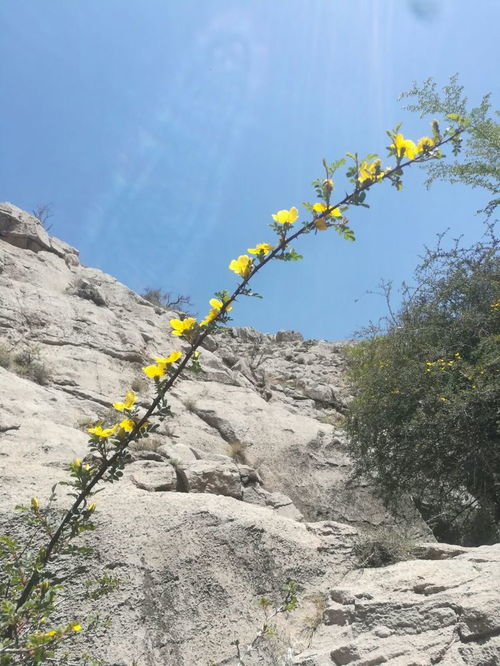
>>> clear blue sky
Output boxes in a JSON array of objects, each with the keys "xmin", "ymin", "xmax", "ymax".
[{"xmin": 1, "ymin": 0, "xmax": 498, "ymax": 340}]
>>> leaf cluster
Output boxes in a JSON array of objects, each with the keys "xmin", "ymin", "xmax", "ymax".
[
  {"xmin": 345, "ymin": 227, "xmax": 500, "ymax": 545},
  {"xmin": 401, "ymin": 75, "xmax": 500, "ymax": 217}
]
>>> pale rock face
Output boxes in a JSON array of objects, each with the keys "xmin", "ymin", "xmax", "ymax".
[
  {"xmin": 294, "ymin": 544, "xmax": 500, "ymax": 666},
  {"xmin": 0, "ymin": 205, "xmax": 498, "ymax": 666}
]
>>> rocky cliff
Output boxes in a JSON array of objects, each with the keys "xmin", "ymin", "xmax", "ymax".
[{"xmin": 1, "ymin": 202, "xmax": 499, "ymax": 665}]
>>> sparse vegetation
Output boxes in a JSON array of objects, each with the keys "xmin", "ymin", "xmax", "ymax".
[
  {"xmin": 0, "ymin": 343, "xmax": 12, "ymax": 369},
  {"xmin": 303, "ymin": 591, "xmax": 327, "ymax": 633},
  {"xmin": 316, "ymin": 411, "xmax": 345, "ymax": 427},
  {"xmin": 353, "ymin": 528, "xmax": 416, "ymax": 568},
  {"xmin": 9, "ymin": 346, "xmax": 51, "ymax": 385},
  {"xmin": 184, "ymin": 397, "xmax": 198, "ymax": 413},
  {"xmin": 227, "ymin": 440, "xmax": 248, "ymax": 464},
  {"xmin": 32, "ymin": 203, "xmax": 54, "ymax": 232},
  {"xmin": 129, "ymin": 436, "xmax": 163, "ymax": 453},
  {"xmin": 141, "ymin": 287, "xmax": 194, "ymax": 314},
  {"xmin": 75, "ymin": 416, "xmax": 95, "ymax": 431}
]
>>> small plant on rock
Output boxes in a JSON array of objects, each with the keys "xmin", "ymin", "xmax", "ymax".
[{"xmin": 353, "ymin": 527, "xmax": 416, "ymax": 568}]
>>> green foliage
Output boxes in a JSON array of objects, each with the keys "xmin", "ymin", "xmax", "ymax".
[
  {"xmin": 345, "ymin": 228, "xmax": 500, "ymax": 545},
  {"xmin": 401, "ymin": 75, "xmax": 500, "ymax": 217}
]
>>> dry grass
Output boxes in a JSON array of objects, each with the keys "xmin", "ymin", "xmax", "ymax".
[
  {"xmin": 226, "ymin": 440, "xmax": 248, "ymax": 464},
  {"xmin": 353, "ymin": 527, "xmax": 415, "ymax": 568}
]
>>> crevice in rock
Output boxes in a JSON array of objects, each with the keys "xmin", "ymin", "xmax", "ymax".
[
  {"xmin": 0, "ymin": 424, "xmax": 20, "ymax": 433},
  {"xmin": 174, "ymin": 465, "xmax": 190, "ymax": 493},
  {"xmin": 458, "ymin": 624, "xmax": 500, "ymax": 644},
  {"xmin": 36, "ymin": 337, "xmax": 144, "ymax": 363}
]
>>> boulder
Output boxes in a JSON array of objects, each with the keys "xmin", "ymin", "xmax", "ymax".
[{"xmin": 182, "ymin": 459, "xmax": 243, "ymax": 499}]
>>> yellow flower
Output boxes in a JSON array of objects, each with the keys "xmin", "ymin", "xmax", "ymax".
[
  {"xmin": 143, "ymin": 363, "xmax": 165, "ymax": 378},
  {"xmin": 74, "ymin": 458, "xmax": 82, "ymax": 467},
  {"xmin": 87, "ymin": 424, "xmax": 119, "ymax": 438},
  {"xmin": 392, "ymin": 133, "xmax": 417, "ymax": 160},
  {"xmin": 271, "ymin": 207, "xmax": 299, "ymax": 225},
  {"xmin": 358, "ymin": 159, "xmax": 384, "ymax": 184},
  {"xmin": 416, "ymin": 136, "xmax": 435, "ymax": 154},
  {"xmin": 44, "ymin": 630, "xmax": 57, "ymax": 639},
  {"xmin": 31, "ymin": 497, "xmax": 40, "ymax": 511},
  {"xmin": 200, "ymin": 297, "xmax": 233, "ymax": 327},
  {"xmin": 154, "ymin": 351, "xmax": 183, "ymax": 366},
  {"xmin": 209, "ymin": 298, "xmax": 233, "ymax": 312},
  {"xmin": 312, "ymin": 202, "xmax": 343, "ymax": 218},
  {"xmin": 248, "ymin": 243, "xmax": 274, "ymax": 256},
  {"xmin": 229, "ymin": 255, "xmax": 253, "ymax": 278},
  {"xmin": 143, "ymin": 351, "xmax": 182, "ymax": 378},
  {"xmin": 119, "ymin": 418, "xmax": 136, "ymax": 432},
  {"xmin": 200, "ymin": 309, "xmax": 218, "ymax": 327},
  {"xmin": 312, "ymin": 203, "xmax": 330, "ymax": 231},
  {"xmin": 170, "ymin": 317, "xmax": 197, "ymax": 337},
  {"xmin": 113, "ymin": 391, "xmax": 136, "ymax": 412},
  {"xmin": 439, "ymin": 396, "xmax": 448, "ymax": 402},
  {"xmin": 71, "ymin": 623, "xmax": 82, "ymax": 632}
]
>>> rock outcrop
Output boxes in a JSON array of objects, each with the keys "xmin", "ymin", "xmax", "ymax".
[{"xmin": 1, "ymin": 204, "xmax": 498, "ymax": 665}]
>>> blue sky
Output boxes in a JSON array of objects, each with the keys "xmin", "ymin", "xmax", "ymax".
[{"xmin": 1, "ymin": 0, "xmax": 498, "ymax": 340}]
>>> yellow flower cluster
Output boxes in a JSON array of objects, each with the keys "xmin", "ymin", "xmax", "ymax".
[
  {"xmin": 200, "ymin": 298, "xmax": 232, "ymax": 327},
  {"xmin": 113, "ymin": 391, "xmax": 136, "ymax": 412},
  {"xmin": 392, "ymin": 133, "xmax": 435, "ymax": 161},
  {"xmin": 358, "ymin": 159, "xmax": 384, "ymax": 185},
  {"xmin": 143, "ymin": 350, "xmax": 183, "ymax": 378},
  {"xmin": 36, "ymin": 621, "xmax": 81, "ymax": 644},
  {"xmin": 229, "ymin": 254, "xmax": 253, "ymax": 278},
  {"xmin": 86, "ymin": 387, "xmax": 148, "ymax": 437},
  {"xmin": 87, "ymin": 423, "xmax": 120, "ymax": 438},
  {"xmin": 170, "ymin": 317, "xmax": 197, "ymax": 337},
  {"xmin": 248, "ymin": 242, "xmax": 274, "ymax": 256},
  {"xmin": 87, "ymin": 418, "xmax": 138, "ymax": 438},
  {"xmin": 425, "ymin": 353, "xmax": 461, "ymax": 372},
  {"xmin": 311, "ymin": 202, "xmax": 342, "ymax": 230}
]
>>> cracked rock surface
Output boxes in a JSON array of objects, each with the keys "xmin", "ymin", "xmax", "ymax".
[{"xmin": 294, "ymin": 544, "xmax": 500, "ymax": 665}]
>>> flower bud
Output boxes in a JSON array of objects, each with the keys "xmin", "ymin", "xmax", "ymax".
[
  {"xmin": 31, "ymin": 497, "xmax": 40, "ymax": 511},
  {"xmin": 322, "ymin": 178, "xmax": 334, "ymax": 193}
]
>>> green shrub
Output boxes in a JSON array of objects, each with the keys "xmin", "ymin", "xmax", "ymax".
[{"xmin": 345, "ymin": 229, "xmax": 500, "ymax": 545}]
